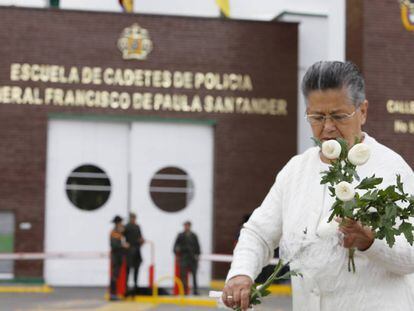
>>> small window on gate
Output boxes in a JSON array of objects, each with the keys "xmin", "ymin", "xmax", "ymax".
[
  {"xmin": 149, "ymin": 167, "xmax": 194, "ymax": 212},
  {"xmin": 66, "ymin": 165, "xmax": 111, "ymax": 211}
]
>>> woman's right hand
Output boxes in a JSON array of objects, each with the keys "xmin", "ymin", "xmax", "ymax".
[{"xmin": 222, "ymin": 275, "xmax": 253, "ymax": 311}]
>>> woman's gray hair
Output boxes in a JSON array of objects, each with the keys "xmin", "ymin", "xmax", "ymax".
[{"xmin": 301, "ymin": 61, "xmax": 365, "ymax": 107}]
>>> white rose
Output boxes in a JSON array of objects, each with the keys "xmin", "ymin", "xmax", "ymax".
[
  {"xmin": 321, "ymin": 140, "xmax": 342, "ymax": 160},
  {"xmin": 335, "ymin": 181, "xmax": 355, "ymax": 201},
  {"xmin": 348, "ymin": 143, "xmax": 370, "ymax": 166},
  {"xmin": 316, "ymin": 217, "xmax": 339, "ymax": 238}
]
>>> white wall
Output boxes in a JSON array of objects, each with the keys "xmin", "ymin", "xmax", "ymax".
[
  {"xmin": 231, "ymin": 0, "xmax": 329, "ymax": 20},
  {"xmin": 0, "ymin": 0, "xmax": 44, "ymax": 7},
  {"xmin": 60, "ymin": 0, "xmax": 219, "ymax": 16}
]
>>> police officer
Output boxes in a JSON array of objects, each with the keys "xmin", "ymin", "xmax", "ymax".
[
  {"xmin": 173, "ymin": 221, "xmax": 201, "ymax": 295},
  {"xmin": 109, "ymin": 215, "xmax": 129, "ymax": 300},
  {"xmin": 124, "ymin": 212, "xmax": 145, "ymax": 292}
]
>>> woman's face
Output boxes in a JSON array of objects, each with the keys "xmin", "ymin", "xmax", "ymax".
[{"xmin": 306, "ymin": 87, "xmax": 368, "ymax": 148}]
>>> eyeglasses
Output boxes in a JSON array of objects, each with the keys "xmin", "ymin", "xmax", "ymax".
[{"xmin": 305, "ymin": 110, "xmax": 357, "ymax": 125}]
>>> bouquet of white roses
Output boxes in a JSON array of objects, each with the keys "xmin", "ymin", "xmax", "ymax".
[{"xmin": 315, "ymin": 137, "xmax": 414, "ymax": 272}]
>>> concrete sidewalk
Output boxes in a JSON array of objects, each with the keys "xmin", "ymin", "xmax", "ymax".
[{"xmin": 0, "ymin": 287, "xmax": 292, "ymax": 311}]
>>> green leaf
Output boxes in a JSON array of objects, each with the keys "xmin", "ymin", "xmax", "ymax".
[
  {"xmin": 321, "ymin": 164, "xmax": 347, "ymax": 185},
  {"xmin": 250, "ymin": 301, "xmax": 261, "ymax": 307},
  {"xmin": 328, "ymin": 200, "xmax": 344, "ymax": 221},
  {"xmin": 384, "ymin": 227, "xmax": 396, "ymax": 247},
  {"xmin": 345, "ymin": 166, "xmax": 357, "ymax": 178},
  {"xmin": 261, "ymin": 289, "xmax": 271, "ymax": 297},
  {"xmin": 377, "ymin": 227, "xmax": 386, "ymax": 240},
  {"xmin": 399, "ymin": 222, "xmax": 414, "ymax": 245},
  {"xmin": 353, "ymin": 170, "xmax": 360, "ymax": 182},
  {"xmin": 385, "ymin": 203, "xmax": 397, "ymax": 220},
  {"xmin": 396, "ymin": 174, "xmax": 405, "ymax": 194},
  {"xmin": 382, "ymin": 186, "xmax": 403, "ymax": 201},
  {"xmin": 343, "ymin": 201, "xmax": 355, "ymax": 218},
  {"xmin": 356, "ymin": 175, "xmax": 383, "ymax": 190},
  {"xmin": 360, "ymin": 191, "xmax": 378, "ymax": 202}
]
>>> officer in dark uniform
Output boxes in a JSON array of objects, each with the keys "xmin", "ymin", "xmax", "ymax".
[
  {"xmin": 109, "ymin": 215, "xmax": 129, "ymax": 300},
  {"xmin": 173, "ymin": 220, "xmax": 201, "ymax": 295},
  {"xmin": 124, "ymin": 212, "xmax": 145, "ymax": 292}
]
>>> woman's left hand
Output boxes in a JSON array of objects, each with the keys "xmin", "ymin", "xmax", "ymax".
[{"xmin": 337, "ymin": 218, "xmax": 375, "ymax": 251}]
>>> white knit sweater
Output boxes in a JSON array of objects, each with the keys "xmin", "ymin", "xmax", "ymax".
[{"xmin": 227, "ymin": 133, "xmax": 414, "ymax": 311}]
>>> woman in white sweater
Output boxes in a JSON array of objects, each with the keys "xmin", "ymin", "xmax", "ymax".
[{"xmin": 222, "ymin": 61, "xmax": 414, "ymax": 311}]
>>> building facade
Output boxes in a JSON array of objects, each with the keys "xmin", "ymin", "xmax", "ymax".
[{"xmin": 0, "ymin": 6, "xmax": 297, "ymax": 284}]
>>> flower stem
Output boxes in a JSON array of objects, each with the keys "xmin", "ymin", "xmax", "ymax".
[
  {"xmin": 348, "ymin": 248, "xmax": 356, "ymax": 273},
  {"xmin": 233, "ymin": 260, "xmax": 289, "ymax": 311}
]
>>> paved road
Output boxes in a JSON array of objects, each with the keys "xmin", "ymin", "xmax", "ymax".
[{"xmin": 0, "ymin": 287, "xmax": 292, "ymax": 311}]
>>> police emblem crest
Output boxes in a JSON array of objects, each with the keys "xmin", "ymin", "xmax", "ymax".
[
  {"xmin": 400, "ymin": 0, "xmax": 414, "ymax": 32},
  {"xmin": 118, "ymin": 23, "xmax": 153, "ymax": 60}
]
